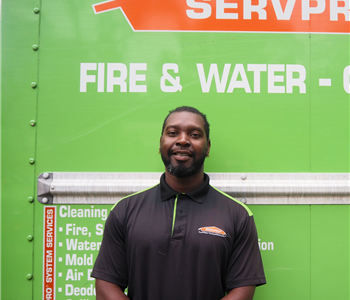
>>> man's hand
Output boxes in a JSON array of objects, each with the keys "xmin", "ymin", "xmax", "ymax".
[
  {"xmin": 221, "ymin": 286, "xmax": 256, "ymax": 300},
  {"xmin": 96, "ymin": 279, "xmax": 130, "ymax": 300}
]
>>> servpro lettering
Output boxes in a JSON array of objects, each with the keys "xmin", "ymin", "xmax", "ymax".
[
  {"xmin": 43, "ymin": 207, "xmax": 56, "ymax": 300},
  {"xmin": 92, "ymin": 0, "xmax": 350, "ymax": 33}
]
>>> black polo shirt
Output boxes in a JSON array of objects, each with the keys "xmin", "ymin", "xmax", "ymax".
[{"xmin": 92, "ymin": 173, "xmax": 266, "ymax": 300}]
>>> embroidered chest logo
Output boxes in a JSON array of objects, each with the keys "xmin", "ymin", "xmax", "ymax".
[{"xmin": 198, "ymin": 226, "xmax": 227, "ymax": 238}]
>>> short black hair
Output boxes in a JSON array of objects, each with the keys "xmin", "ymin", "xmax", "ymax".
[{"xmin": 161, "ymin": 106, "xmax": 210, "ymax": 140}]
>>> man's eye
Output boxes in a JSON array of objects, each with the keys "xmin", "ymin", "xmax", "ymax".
[
  {"xmin": 191, "ymin": 133, "xmax": 200, "ymax": 138},
  {"xmin": 168, "ymin": 131, "xmax": 176, "ymax": 136}
]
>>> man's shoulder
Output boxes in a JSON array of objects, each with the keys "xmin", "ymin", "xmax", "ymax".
[
  {"xmin": 208, "ymin": 185, "xmax": 253, "ymax": 217},
  {"xmin": 111, "ymin": 183, "xmax": 160, "ymax": 211}
]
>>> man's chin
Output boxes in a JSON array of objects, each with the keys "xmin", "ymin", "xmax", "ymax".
[
  {"xmin": 168, "ymin": 156, "xmax": 191, "ymax": 168},
  {"xmin": 166, "ymin": 163, "xmax": 199, "ymax": 178},
  {"xmin": 162, "ymin": 153, "xmax": 204, "ymax": 178}
]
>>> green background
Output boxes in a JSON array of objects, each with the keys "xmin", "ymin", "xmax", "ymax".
[{"xmin": 1, "ymin": 0, "xmax": 349, "ymax": 299}]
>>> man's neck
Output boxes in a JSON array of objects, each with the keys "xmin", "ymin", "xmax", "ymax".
[{"xmin": 164, "ymin": 169, "xmax": 205, "ymax": 194}]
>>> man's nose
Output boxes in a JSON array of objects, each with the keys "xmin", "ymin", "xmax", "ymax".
[{"xmin": 176, "ymin": 132, "xmax": 190, "ymax": 146}]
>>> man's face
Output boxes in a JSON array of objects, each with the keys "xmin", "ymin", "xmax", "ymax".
[{"xmin": 160, "ymin": 111, "xmax": 210, "ymax": 178}]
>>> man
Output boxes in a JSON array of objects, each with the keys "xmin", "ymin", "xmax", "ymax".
[{"xmin": 92, "ymin": 106, "xmax": 266, "ymax": 300}]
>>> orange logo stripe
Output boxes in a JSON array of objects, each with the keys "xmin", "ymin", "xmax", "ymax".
[{"xmin": 198, "ymin": 226, "xmax": 227, "ymax": 237}]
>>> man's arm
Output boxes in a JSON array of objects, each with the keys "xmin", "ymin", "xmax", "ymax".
[
  {"xmin": 96, "ymin": 279, "xmax": 130, "ymax": 300},
  {"xmin": 221, "ymin": 286, "xmax": 256, "ymax": 300}
]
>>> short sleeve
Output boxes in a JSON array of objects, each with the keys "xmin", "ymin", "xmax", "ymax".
[
  {"xmin": 91, "ymin": 207, "xmax": 128, "ymax": 289},
  {"xmin": 225, "ymin": 215, "xmax": 266, "ymax": 290}
]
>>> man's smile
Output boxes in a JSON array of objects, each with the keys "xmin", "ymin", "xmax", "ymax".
[{"xmin": 171, "ymin": 150, "xmax": 193, "ymax": 161}]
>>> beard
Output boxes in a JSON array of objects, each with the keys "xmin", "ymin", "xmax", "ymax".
[{"xmin": 160, "ymin": 146, "xmax": 207, "ymax": 178}]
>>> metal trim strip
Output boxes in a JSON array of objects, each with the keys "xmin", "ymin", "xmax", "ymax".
[{"xmin": 37, "ymin": 172, "xmax": 350, "ymax": 205}]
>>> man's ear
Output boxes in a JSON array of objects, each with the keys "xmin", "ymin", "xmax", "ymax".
[
  {"xmin": 206, "ymin": 139, "xmax": 211, "ymax": 156},
  {"xmin": 159, "ymin": 136, "xmax": 163, "ymax": 152}
]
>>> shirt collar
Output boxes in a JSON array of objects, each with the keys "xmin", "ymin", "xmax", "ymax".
[{"xmin": 160, "ymin": 173, "xmax": 210, "ymax": 204}]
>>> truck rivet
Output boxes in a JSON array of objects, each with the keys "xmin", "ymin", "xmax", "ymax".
[
  {"xmin": 28, "ymin": 196, "xmax": 34, "ymax": 203},
  {"xmin": 33, "ymin": 8, "xmax": 40, "ymax": 14},
  {"xmin": 30, "ymin": 120, "xmax": 36, "ymax": 126},
  {"xmin": 241, "ymin": 174, "xmax": 247, "ymax": 180},
  {"xmin": 26, "ymin": 274, "xmax": 33, "ymax": 280},
  {"xmin": 27, "ymin": 235, "xmax": 34, "ymax": 241},
  {"xmin": 32, "ymin": 44, "xmax": 39, "ymax": 51},
  {"xmin": 31, "ymin": 82, "xmax": 37, "ymax": 89},
  {"xmin": 29, "ymin": 158, "xmax": 35, "ymax": 164},
  {"xmin": 42, "ymin": 197, "xmax": 49, "ymax": 204},
  {"xmin": 43, "ymin": 173, "xmax": 49, "ymax": 179},
  {"xmin": 240, "ymin": 198, "xmax": 247, "ymax": 204}
]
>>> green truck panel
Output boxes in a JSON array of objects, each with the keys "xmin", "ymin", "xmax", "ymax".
[{"xmin": 1, "ymin": 0, "xmax": 349, "ymax": 299}]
